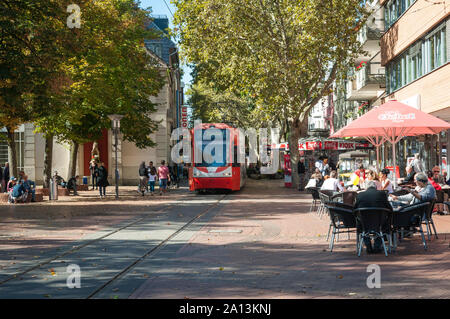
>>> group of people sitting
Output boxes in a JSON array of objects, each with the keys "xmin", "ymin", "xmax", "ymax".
[
  {"xmin": 305, "ymin": 165, "xmax": 395, "ymax": 195},
  {"xmin": 306, "ymin": 159, "xmax": 443, "ymax": 253},
  {"xmin": 6, "ymin": 172, "xmax": 36, "ymax": 204},
  {"xmin": 355, "ymin": 171, "xmax": 436, "ymax": 253}
]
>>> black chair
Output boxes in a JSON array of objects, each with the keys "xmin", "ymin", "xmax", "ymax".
[
  {"xmin": 326, "ymin": 204, "xmax": 357, "ymax": 252},
  {"xmin": 325, "ymin": 201, "xmax": 354, "ymax": 241},
  {"xmin": 354, "ymin": 207, "xmax": 393, "ymax": 257},
  {"xmin": 422, "ymin": 199, "xmax": 438, "ymax": 240},
  {"xmin": 306, "ymin": 187, "xmax": 321, "ymax": 213},
  {"xmin": 392, "ymin": 202, "xmax": 429, "ymax": 251},
  {"xmin": 342, "ymin": 191, "xmax": 357, "ymax": 206},
  {"xmin": 318, "ymin": 190, "xmax": 342, "ymax": 219}
]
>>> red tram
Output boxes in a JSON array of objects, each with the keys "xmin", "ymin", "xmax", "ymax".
[{"xmin": 189, "ymin": 123, "xmax": 246, "ymax": 192}]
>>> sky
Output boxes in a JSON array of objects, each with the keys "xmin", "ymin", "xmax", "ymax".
[{"xmin": 139, "ymin": 0, "xmax": 193, "ymax": 89}]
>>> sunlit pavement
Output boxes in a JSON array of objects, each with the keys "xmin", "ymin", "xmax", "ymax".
[
  {"xmin": 0, "ymin": 179, "xmax": 449, "ymax": 298},
  {"xmin": 129, "ymin": 179, "xmax": 450, "ymax": 299}
]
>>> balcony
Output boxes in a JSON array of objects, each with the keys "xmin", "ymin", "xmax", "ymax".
[
  {"xmin": 346, "ymin": 62, "xmax": 385, "ymax": 101},
  {"xmin": 356, "ymin": 17, "xmax": 384, "ymax": 63}
]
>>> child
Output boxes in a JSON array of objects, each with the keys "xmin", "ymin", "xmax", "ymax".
[{"xmin": 148, "ymin": 166, "xmax": 157, "ymax": 195}]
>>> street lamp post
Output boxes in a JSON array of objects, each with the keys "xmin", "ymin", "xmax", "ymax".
[{"xmin": 108, "ymin": 114, "xmax": 124, "ymax": 199}]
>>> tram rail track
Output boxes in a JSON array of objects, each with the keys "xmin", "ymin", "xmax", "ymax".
[{"xmin": 0, "ymin": 194, "xmax": 227, "ymax": 298}]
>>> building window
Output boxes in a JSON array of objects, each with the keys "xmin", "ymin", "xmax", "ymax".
[
  {"xmin": 0, "ymin": 132, "xmax": 24, "ymax": 171},
  {"xmin": 386, "ymin": 19, "xmax": 448, "ymax": 94},
  {"xmin": 146, "ymin": 42, "xmax": 163, "ymax": 60},
  {"xmin": 384, "ymin": 0, "xmax": 417, "ymax": 30}
]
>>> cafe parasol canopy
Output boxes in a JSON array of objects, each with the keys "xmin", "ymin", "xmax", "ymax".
[{"xmin": 330, "ymin": 100, "xmax": 450, "ymax": 187}]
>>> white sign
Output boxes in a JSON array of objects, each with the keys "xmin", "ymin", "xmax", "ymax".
[
  {"xmin": 378, "ymin": 111, "xmax": 416, "ymax": 123},
  {"xmin": 401, "ymin": 94, "xmax": 421, "ymax": 110}
]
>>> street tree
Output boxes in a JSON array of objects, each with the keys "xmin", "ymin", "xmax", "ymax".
[
  {"xmin": 0, "ymin": 0, "xmax": 70, "ymax": 178},
  {"xmin": 174, "ymin": 0, "xmax": 369, "ymax": 186},
  {"xmin": 34, "ymin": 0, "xmax": 165, "ymax": 180}
]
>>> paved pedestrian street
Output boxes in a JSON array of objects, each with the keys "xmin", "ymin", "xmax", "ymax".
[{"xmin": 0, "ymin": 179, "xmax": 448, "ymax": 299}]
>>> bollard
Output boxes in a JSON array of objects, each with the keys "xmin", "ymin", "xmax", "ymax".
[{"xmin": 50, "ymin": 176, "xmax": 59, "ymax": 200}]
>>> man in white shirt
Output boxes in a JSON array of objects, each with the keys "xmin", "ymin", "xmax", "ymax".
[
  {"xmin": 315, "ymin": 156, "xmax": 329, "ymax": 176},
  {"xmin": 412, "ymin": 153, "xmax": 425, "ymax": 174},
  {"xmin": 320, "ymin": 171, "xmax": 345, "ymax": 192}
]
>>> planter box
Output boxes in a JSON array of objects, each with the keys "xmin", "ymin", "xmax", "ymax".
[
  {"xmin": 58, "ymin": 188, "xmax": 69, "ymax": 196},
  {"xmin": 36, "ymin": 188, "xmax": 50, "ymax": 196},
  {"xmin": 78, "ymin": 185, "xmax": 89, "ymax": 191},
  {"xmin": 0, "ymin": 193, "xmax": 9, "ymax": 203}
]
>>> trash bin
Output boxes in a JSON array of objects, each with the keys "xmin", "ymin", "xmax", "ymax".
[
  {"xmin": 49, "ymin": 176, "xmax": 58, "ymax": 200},
  {"xmin": 82, "ymin": 176, "xmax": 88, "ymax": 185}
]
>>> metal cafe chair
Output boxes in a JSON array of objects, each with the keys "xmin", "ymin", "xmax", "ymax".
[
  {"xmin": 306, "ymin": 187, "xmax": 321, "ymax": 213},
  {"xmin": 318, "ymin": 190, "xmax": 342, "ymax": 219},
  {"xmin": 326, "ymin": 202, "xmax": 353, "ymax": 241},
  {"xmin": 392, "ymin": 202, "xmax": 429, "ymax": 251},
  {"xmin": 325, "ymin": 204, "xmax": 357, "ymax": 252},
  {"xmin": 354, "ymin": 207, "xmax": 393, "ymax": 257},
  {"xmin": 422, "ymin": 199, "xmax": 438, "ymax": 240}
]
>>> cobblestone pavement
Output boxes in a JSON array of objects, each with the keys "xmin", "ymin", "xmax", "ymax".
[
  {"xmin": 0, "ymin": 179, "xmax": 449, "ymax": 298},
  {"xmin": 0, "ymin": 185, "xmax": 189, "ymax": 272},
  {"xmin": 130, "ymin": 179, "xmax": 450, "ymax": 299}
]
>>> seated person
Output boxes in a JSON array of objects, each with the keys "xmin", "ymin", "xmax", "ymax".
[
  {"xmin": 9, "ymin": 180, "xmax": 28, "ymax": 204},
  {"xmin": 399, "ymin": 165, "xmax": 416, "ymax": 185},
  {"xmin": 365, "ymin": 170, "xmax": 382, "ymax": 190},
  {"xmin": 380, "ymin": 168, "xmax": 394, "ymax": 194},
  {"xmin": 22, "ymin": 175, "xmax": 36, "ymax": 202},
  {"xmin": 320, "ymin": 170, "xmax": 344, "ymax": 192},
  {"xmin": 389, "ymin": 173, "xmax": 436, "ymax": 209},
  {"xmin": 354, "ymin": 180, "xmax": 393, "ymax": 254},
  {"xmin": 67, "ymin": 175, "xmax": 79, "ymax": 196},
  {"xmin": 432, "ymin": 166, "xmax": 445, "ymax": 184},
  {"xmin": 426, "ymin": 170, "xmax": 441, "ymax": 191},
  {"xmin": 7, "ymin": 177, "xmax": 16, "ymax": 192},
  {"xmin": 53, "ymin": 171, "xmax": 66, "ymax": 187},
  {"xmin": 305, "ymin": 171, "xmax": 323, "ymax": 189}
]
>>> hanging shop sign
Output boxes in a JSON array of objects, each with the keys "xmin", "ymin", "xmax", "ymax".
[{"xmin": 338, "ymin": 141, "xmax": 356, "ymax": 150}]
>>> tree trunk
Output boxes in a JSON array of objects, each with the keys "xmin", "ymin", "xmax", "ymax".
[
  {"xmin": 43, "ymin": 134, "xmax": 54, "ymax": 188},
  {"xmin": 289, "ymin": 116, "xmax": 308, "ymax": 189},
  {"xmin": 6, "ymin": 127, "xmax": 18, "ymax": 178},
  {"xmin": 67, "ymin": 141, "xmax": 79, "ymax": 180}
]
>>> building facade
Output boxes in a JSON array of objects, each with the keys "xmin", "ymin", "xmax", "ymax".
[{"xmin": 381, "ymin": 0, "xmax": 450, "ymax": 171}]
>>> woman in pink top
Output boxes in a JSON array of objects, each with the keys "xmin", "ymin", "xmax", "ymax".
[{"xmin": 157, "ymin": 160, "xmax": 170, "ymax": 195}]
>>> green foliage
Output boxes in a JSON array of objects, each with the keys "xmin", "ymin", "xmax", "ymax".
[
  {"xmin": 188, "ymin": 75, "xmax": 267, "ymax": 129},
  {"xmin": 174, "ymin": 0, "xmax": 369, "ymax": 125},
  {"xmin": 1, "ymin": 0, "xmax": 165, "ymax": 149}
]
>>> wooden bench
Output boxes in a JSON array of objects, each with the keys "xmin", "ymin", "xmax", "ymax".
[
  {"xmin": 36, "ymin": 188, "xmax": 50, "ymax": 196},
  {"xmin": 0, "ymin": 193, "xmax": 9, "ymax": 203},
  {"xmin": 58, "ymin": 188, "xmax": 69, "ymax": 196},
  {"xmin": 78, "ymin": 184, "xmax": 89, "ymax": 191}
]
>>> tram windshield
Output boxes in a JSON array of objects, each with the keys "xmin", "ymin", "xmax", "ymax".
[{"xmin": 194, "ymin": 129, "xmax": 229, "ymax": 167}]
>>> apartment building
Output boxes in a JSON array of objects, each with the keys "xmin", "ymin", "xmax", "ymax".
[
  {"xmin": 333, "ymin": 0, "xmax": 386, "ymax": 133},
  {"xmin": 381, "ymin": 0, "xmax": 450, "ymax": 170}
]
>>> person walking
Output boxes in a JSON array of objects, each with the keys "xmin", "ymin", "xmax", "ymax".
[
  {"xmin": 89, "ymin": 160, "xmax": 98, "ymax": 190},
  {"xmin": 97, "ymin": 162, "xmax": 109, "ymax": 198},
  {"xmin": 157, "ymin": 160, "xmax": 170, "ymax": 196},
  {"xmin": 138, "ymin": 161, "xmax": 148, "ymax": 196},
  {"xmin": 412, "ymin": 153, "xmax": 425, "ymax": 174},
  {"xmin": 148, "ymin": 163, "xmax": 157, "ymax": 196},
  {"xmin": 298, "ymin": 158, "xmax": 306, "ymax": 191},
  {"xmin": 3, "ymin": 163, "xmax": 10, "ymax": 193}
]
